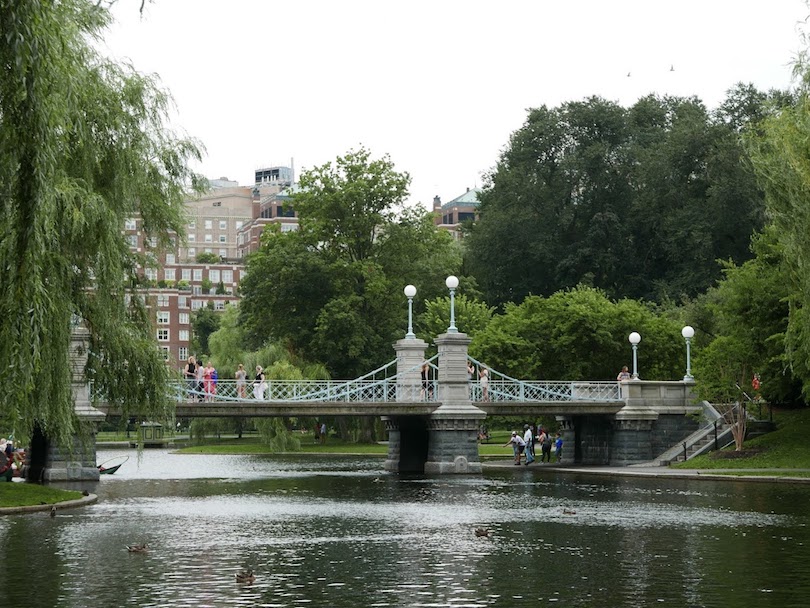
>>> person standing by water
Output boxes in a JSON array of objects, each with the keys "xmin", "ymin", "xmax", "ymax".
[
  {"xmin": 420, "ymin": 362, "xmax": 433, "ymax": 400},
  {"xmin": 541, "ymin": 430, "xmax": 553, "ymax": 462},
  {"xmin": 320, "ymin": 422, "xmax": 327, "ymax": 445},
  {"xmin": 253, "ymin": 365, "xmax": 266, "ymax": 400},
  {"xmin": 195, "ymin": 360, "xmax": 205, "ymax": 402},
  {"xmin": 617, "ymin": 366, "xmax": 631, "ymax": 381},
  {"xmin": 523, "ymin": 424, "xmax": 535, "ymax": 465},
  {"xmin": 235, "ymin": 364, "xmax": 247, "ymax": 399},
  {"xmin": 504, "ymin": 431, "xmax": 526, "ymax": 465},
  {"xmin": 554, "ymin": 433, "xmax": 563, "ymax": 462},
  {"xmin": 479, "ymin": 366, "xmax": 490, "ymax": 401},
  {"xmin": 185, "ymin": 356, "xmax": 197, "ymax": 401}
]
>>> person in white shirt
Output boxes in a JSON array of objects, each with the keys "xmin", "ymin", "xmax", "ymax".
[
  {"xmin": 504, "ymin": 431, "xmax": 526, "ymax": 465},
  {"xmin": 523, "ymin": 425, "xmax": 535, "ymax": 465}
]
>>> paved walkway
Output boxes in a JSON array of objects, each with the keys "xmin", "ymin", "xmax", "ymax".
[{"xmin": 482, "ymin": 459, "xmax": 810, "ymax": 484}]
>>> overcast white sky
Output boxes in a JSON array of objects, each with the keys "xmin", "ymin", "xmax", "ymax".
[{"xmin": 105, "ymin": 0, "xmax": 808, "ymax": 208}]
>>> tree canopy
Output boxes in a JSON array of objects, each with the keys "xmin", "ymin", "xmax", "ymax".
[
  {"xmin": 239, "ymin": 148, "xmax": 462, "ymax": 378},
  {"xmin": 465, "ymin": 89, "xmax": 777, "ymax": 307},
  {"xmin": 0, "ymin": 1, "xmax": 204, "ymax": 443}
]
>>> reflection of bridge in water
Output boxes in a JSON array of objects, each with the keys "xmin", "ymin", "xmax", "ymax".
[{"xmin": 42, "ymin": 325, "xmax": 700, "ymax": 482}]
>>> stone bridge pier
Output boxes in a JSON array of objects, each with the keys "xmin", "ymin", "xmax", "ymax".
[
  {"xmin": 25, "ymin": 321, "xmax": 105, "ymax": 482},
  {"xmin": 384, "ymin": 332, "xmax": 485, "ymax": 474}
]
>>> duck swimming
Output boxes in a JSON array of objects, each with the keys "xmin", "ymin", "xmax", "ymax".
[
  {"xmin": 236, "ymin": 569, "xmax": 255, "ymax": 584},
  {"xmin": 127, "ymin": 543, "xmax": 149, "ymax": 553}
]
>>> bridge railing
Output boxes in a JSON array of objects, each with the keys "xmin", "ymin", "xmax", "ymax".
[{"xmin": 466, "ymin": 355, "xmax": 622, "ymax": 402}]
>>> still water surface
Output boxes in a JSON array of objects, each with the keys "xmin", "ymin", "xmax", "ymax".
[{"xmin": 1, "ymin": 449, "xmax": 809, "ymax": 608}]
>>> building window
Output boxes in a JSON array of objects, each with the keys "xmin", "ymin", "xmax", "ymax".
[
  {"xmin": 147, "ymin": 237, "xmax": 158, "ymax": 248},
  {"xmin": 179, "ymin": 312, "xmax": 189, "ymax": 324},
  {"xmin": 191, "ymin": 300, "xmax": 204, "ymax": 310},
  {"xmin": 218, "ymin": 234, "xmax": 226, "ymax": 243},
  {"xmin": 192, "ymin": 285, "xmax": 202, "ymax": 295},
  {"xmin": 160, "ymin": 346, "xmax": 170, "ymax": 361},
  {"xmin": 126, "ymin": 234, "xmax": 138, "ymax": 248},
  {"xmin": 219, "ymin": 220, "xmax": 227, "ymax": 230},
  {"xmin": 181, "ymin": 269, "xmax": 191, "ymax": 281},
  {"xmin": 157, "ymin": 294, "xmax": 170, "ymax": 307},
  {"xmin": 205, "ymin": 248, "xmax": 213, "ymax": 254},
  {"xmin": 209, "ymin": 269, "xmax": 220, "ymax": 283},
  {"xmin": 193, "ymin": 269, "xmax": 203, "ymax": 281},
  {"xmin": 178, "ymin": 297, "xmax": 188, "ymax": 309},
  {"xmin": 187, "ymin": 233, "xmax": 196, "ymax": 242},
  {"xmin": 144, "ymin": 268, "xmax": 158, "ymax": 282},
  {"xmin": 236, "ymin": 221, "xmax": 243, "ymax": 230},
  {"xmin": 157, "ymin": 329, "xmax": 169, "ymax": 341},
  {"xmin": 188, "ymin": 221, "xmax": 196, "ymax": 230},
  {"xmin": 125, "ymin": 219, "xmax": 137, "ymax": 230},
  {"xmin": 213, "ymin": 202, "xmax": 221, "ymax": 207},
  {"xmin": 214, "ymin": 300, "xmax": 225, "ymax": 311},
  {"xmin": 205, "ymin": 234, "xmax": 213, "ymax": 243},
  {"xmin": 187, "ymin": 248, "xmax": 195, "ymax": 258},
  {"xmin": 179, "ymin": 329, "xmax": 189, "ymax": 341},
  {"xmin": 222, "ymin": 270, "xmax": 233, "ymax": 283},
  {"xmin": 166, "ymin": 253, "xmax": 176, "ymax": 265},
  {"xmin": 219, "ymin": 249, "xmax": 227, "ymax": 257},
  {"xmin": 164, "ymin": 268, "xmax": 176, "ymax": 282},
  {"xmin": 157, "ymin": 311, "xmax": 170, "ymax": 324},
  {"xmin": 205, "ymin": 220, "xmax": 213, "ymax": 229},
  {"xmin": 179, "ymin": 346, "xmax": 188, "ymax": 362}
]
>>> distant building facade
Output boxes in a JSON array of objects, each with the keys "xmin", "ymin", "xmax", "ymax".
[{"xmin": 433, "ymin": 188, "xmax": 481, "ymax": 239}]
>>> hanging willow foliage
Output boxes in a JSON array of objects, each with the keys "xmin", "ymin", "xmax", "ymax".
[{"xmin": 0, "ymin": 1, "xmax": 205, "ymax": 446}]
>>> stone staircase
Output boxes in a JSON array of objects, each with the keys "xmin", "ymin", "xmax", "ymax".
[{"xmin": 653, "ymin": 401, "xmax": 734, "ymax": 466}]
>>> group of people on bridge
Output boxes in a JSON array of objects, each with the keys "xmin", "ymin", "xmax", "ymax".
[{"xmin": 505, "ymin": 424, "xmax": 562, "ymax": 466}]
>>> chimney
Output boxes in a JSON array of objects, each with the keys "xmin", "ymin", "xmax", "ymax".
[{"xmin": 433, "ymin": 195, "xmax": 441, "ymax": 211}]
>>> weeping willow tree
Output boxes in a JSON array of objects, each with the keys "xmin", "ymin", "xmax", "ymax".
[
  {"xmin": 0, "ymin": 1, "xmax": 205, "ymax": 446},
  {"xmin": 747, "ymin": 36, "xmax": 810, "ymax": 401}
]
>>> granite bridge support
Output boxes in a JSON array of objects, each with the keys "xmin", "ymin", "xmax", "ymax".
[{"xmin": 384, "ymin": 332, "xmax": 485, "ymax": 474}]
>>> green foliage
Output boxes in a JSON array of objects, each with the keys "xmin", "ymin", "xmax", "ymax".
[
  {"xmin": 196, "ymin": 252, "xmax": 219, "ymax": 264},
  {"xmin": 0, "ymin": 1, "xmax": 204, "ymax": 444},
  {"xmin": 747, "ymin": 54, "xmax": 810, "ymax": 400},
  {"xmin": 690, "ymin": 228, "xmax": 803, "ymax": 404},
  {"xmin": 466, "ymin": 91, "xmax": 771, "ymax": 307},
  {"xmin": 200, "ymin": 278, "xmax": 213, "ymax": 292},
  {"xmin": 239, "ymin": 147, "xmax": 462, "ymax": 378},
  {"xmin": 191, "ymin": 306, "xmax": 221, "ymax": 358},
  {"xmin": 417, "ymin": 294, "xmax": 495, "ymax": 342},
  {"xmin": 471, "ymin": 286, "xmax": 683, "ymax": 380}
]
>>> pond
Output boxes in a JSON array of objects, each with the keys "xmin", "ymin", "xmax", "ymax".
[{"xmin": 1, "ymin": 449, "xmax": 808, "ymax": 607}]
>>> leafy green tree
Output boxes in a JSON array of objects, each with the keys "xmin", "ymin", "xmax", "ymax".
[
  {"xmin": 0, "ymin": 1, "xmax": 203, "ymax": 444},
  {"xmin": 746, "ymin": 55, "xmax": 810, "ymax": 400},
  {"xmin": 691, "ymin": 229, "xmax": 802, "ymax": 405},
  {"xmin": 471, "ymin": 286, "xmax": 683, "ymax": 381},
  {"xmin": 466, "ymin": 92, "xmax": 769, "ymax": 306},
  {"xmin": 191, "ymin": 303, "xmax": 221, "ymax": 358},
  {"xmin": 240, "ymin": 148, "xmax": 462, "ymax": 378},
  {"xmin": 416, "ymin": 294, "xmax": 495, "ymax": 342},
  {"xmin": 196, "ymin": 252, "xmax": 219, "ymax": 264}
]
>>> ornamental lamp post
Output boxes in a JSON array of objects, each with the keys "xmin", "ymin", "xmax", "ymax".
[
  {"xmin": 629, "ymin": 331, "xmax": 641, "ymax": 379},
  {"xmin": 681, "ymin": 325, "xmax": 695, "ymax": 381},
  {"xmin": 404, "ymin": 284, "xmax": 417, "ymax": 339},
  {"xmin": 445, "ymin": 275, "xmax": 459, "ymax": 333}
]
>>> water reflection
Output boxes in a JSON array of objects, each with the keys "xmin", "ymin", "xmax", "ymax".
[{"xmin": 1, "ymin": 449, "xmax": 809, "ymax": 607}]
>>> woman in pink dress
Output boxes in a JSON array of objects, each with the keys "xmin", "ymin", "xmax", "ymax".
[{"xmin": 203, "ymin": 362, "xmax": 214, "ymax": 402}]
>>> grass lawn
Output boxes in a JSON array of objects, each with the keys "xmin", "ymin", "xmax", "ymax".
[
  {"xmin": 0, "ymin": 483, "xmax": 83, "ymax": 508},
  {"xmin": 672, "ymin": 407, "xmax": 810, "ymax": 470}
]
